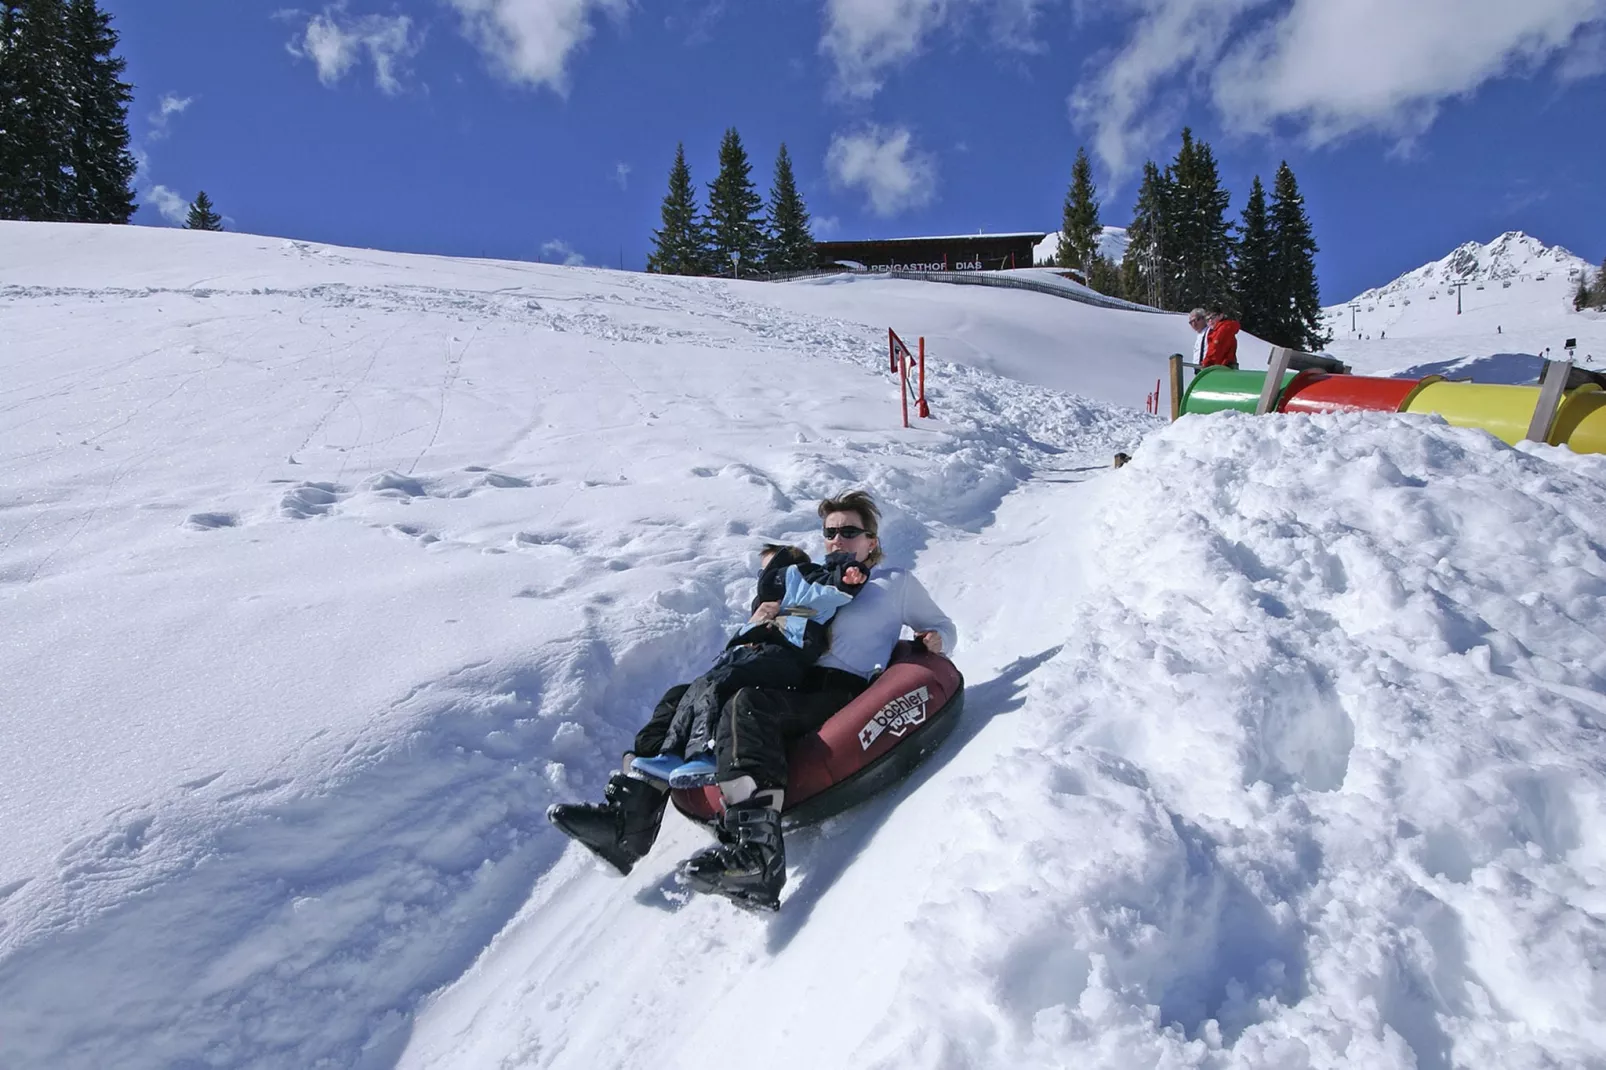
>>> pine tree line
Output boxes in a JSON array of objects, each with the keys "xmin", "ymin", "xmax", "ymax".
[
  {"xmin": 647, "ymin": 130, "xmax": 815, "ymax": 278},
  {"xmin": 0, "ymin": 0, "xmax": 137, "ymax": 223},
  {"xmin": 1057, "ymin": 130, "xmax": 1329, "ymax": 352}
]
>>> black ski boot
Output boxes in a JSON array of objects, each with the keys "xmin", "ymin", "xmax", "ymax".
[
  {"xmin": 678, "ymin": 799, "xmax": 786, "ymax": 911},
  {"xmin": 547, "ymin": 773, "xmax": 666, "ymax": 875}
]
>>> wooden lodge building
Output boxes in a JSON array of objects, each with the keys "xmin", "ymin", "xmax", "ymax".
[{"xmin": 813, "ymin": 232, "xmax": 1048, "ymax": 274}]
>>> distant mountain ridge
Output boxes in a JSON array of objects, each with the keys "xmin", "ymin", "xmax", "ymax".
[{"xmin": 1345, "ymin": 231, "xmax": 1592, "ymax": 305}]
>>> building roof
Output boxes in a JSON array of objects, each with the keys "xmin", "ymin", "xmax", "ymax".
[{"xmin": 815, "ymin": 232, "xmax": 1048, "ymax": 246}]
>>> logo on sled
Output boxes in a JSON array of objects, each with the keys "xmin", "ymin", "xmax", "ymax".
[{"xmin": 858, "ymin": 686, "xmax": 930, "ymax": 750}]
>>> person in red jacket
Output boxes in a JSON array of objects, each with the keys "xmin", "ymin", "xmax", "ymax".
[{"xmin": 1202, "ymin": 307, "xmax": 1240, "ymax": 369}]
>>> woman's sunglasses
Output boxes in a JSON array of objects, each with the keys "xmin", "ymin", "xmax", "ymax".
[{"xmin": 823, "ymin": 525, "xmax": 870, "ymax": 540}]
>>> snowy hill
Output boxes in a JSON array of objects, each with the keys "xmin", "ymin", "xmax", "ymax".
[
  {"xmin": 3, "ymin": 222, "xmax": 1606, "ymax": 1070},
  {"xmin": 1034, "ymin": 225, "xmax": 1131, "ymax": 267},
  {"xmin": 1322, "ymin": 231, "xmax": 1605, "ymax": 377}
]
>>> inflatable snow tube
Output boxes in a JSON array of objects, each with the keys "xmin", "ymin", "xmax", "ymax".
[
  {"xmin": 671, "ymin": 641, "xmax": 965, "ymax": 828},
  {"xmin": 1277, "ymin": 372, "xmax": 1441, "ymax": 414},
  {"xmin": 1180, "ymin": 366, "xmax": 1299, "ymax": 416}
]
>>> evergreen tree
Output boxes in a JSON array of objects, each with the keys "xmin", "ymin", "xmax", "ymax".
[
  {"xmin": 184, "ymin": 189, "xmax": 222, "ymax": 230},
  {"xmin": 762, "ymin": 143, "xmax": 814, "ymax": 274},
  {"xmin": 1087, "ymin": 254, "xmax": 1124, "ymax": 299},
  {"xmin": 704, "ymin": 127, "xmax": 764, "ymax": 277},
  {"xmin": 1597, "ymin": 258, "xmax": 1606, "ymax": 311},
  {"xmin": 65, "ymin": 0, "xmax": 135, "ymax": 222},
  {"xmin": 1057, "ymin": 146, "xmax": 1100, "ymax": 279},
  {"xmin": 646, "ymin": 143, "xmax": 706, "ymax": 275},
  {"xmin": 1121, "ymin": 161, "xmax": 1173, "ymax": 309},
  {"xmin": 1, "ymin": 0, "xmax": 73, "ymax": 221},
  {"xmin": 1166, "ymin": 128, "xmax": 1234, "ymax": 311},
  {"xmin": 1575, "ymin": 273, "xmax": 1593, "ymax": 312},
  {"xmin": 1233, "ymin": 175, "xmax": 1275, "ymax": 338},
  {"xmin": 1267, "ymin": 161, "xmax": 1327, "ymax": 350},
  {"xmin": 0, "ymin": 3, "xmax": 19, "ymax": 217}
]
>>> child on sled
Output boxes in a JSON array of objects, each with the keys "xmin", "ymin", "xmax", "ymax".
[{"xmin": 629, "ymin": 543, "xmax": 868, "ymax": 788}]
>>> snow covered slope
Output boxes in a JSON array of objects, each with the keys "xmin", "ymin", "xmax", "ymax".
[
  {"xmin": 1323, "ymin": 231, "xmax": 1605, "ymax": 377},
  {"xmin": 3, "ymin": 222, "xmax": 1605, "ymax": 1070}
]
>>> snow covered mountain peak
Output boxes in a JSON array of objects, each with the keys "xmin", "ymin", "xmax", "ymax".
[{"xmin": 1349, "ymin": 230, "xmax": 1590, "ymax": 304}]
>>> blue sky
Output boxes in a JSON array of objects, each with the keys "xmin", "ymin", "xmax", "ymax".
[{"xmin": 109, "ymin": 1, "xmax": 1606, "ymax": 301}]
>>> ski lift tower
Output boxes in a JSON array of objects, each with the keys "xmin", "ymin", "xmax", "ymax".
[{"xmin": 1452, "ymin": 280, "xmax": 1467, "ymax": 314}]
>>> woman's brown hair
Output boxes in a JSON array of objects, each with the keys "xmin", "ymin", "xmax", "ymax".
[{"xmin": 817, "ymin": 490, "xmax": 884, "ymax": 567}]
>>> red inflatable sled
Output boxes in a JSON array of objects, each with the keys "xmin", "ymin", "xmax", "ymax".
[{"xmin": 671, "ymin": 641, "xmax": 965, "ymax": 828}]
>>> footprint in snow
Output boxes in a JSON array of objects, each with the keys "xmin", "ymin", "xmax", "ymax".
[{"xmin": 280, "ymin": 482, "xmax": 343, "ymax": 519}]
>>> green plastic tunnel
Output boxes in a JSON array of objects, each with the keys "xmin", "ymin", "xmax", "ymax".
[{"xmin": 1180, "ymin": 366, "xmax": 1299, "ymax": 416}]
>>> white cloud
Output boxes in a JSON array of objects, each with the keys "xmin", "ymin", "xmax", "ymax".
[
  {"xmin": 1073, "ymin": 0, "xmax": 1606, "ymax": 182},
  {"xmin": 541, "ymin": 239, "xmax": 587, "ymax": 265},
  {"xmin": 825, "ymin": 125, "xmax": 937, "ymax": 217},
  {"xmin": 814, "ymin": 214, "xmax": 841, "ymax": 237},
  {"xmin": 287, "ymin": 6, "xmax": 421, "ymax": 94},
  {"xmin": 822, "ymin": 0, "xmax": 955, "ymax": 99},
  {"xmin": 1215, "ymin": 0, "xmax": 1606, "ymax": 142},
  {"xmin": 1068, "ymin": 0, "xmax": 1256, "ymax": 182},
  {"xmin": 1555, "ymin": 19, "xmax": 1606, "ymax": 81},
  {"xmin": 147, "ymin": 185, "xmax": 189, "ymax": 226},
  {"xmin": 445, "ymin": 0, "xmax": 628, "ymax": 93},
  {"xmin": 147, "ymin": 93, "xmax": 194, "ymax": 140},
  {"xmin": 820, "ymin": 0, "xmax": 1052, "ymax": 99},
  {"xmin": 612, "ymin": 162, "xmax": 630, "ymax": 189}
]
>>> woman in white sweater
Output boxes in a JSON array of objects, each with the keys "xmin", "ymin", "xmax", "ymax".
[{"xmin": 549, "ymin": 489, "xmax": 957, "ymax": 909}]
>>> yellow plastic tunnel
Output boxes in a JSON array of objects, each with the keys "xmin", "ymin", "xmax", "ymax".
[
  {"xmin": 1551, "ymin": 385, "xmax": 1606, "ymax": 454},
  {"xmin": 1404, "ymin": 381, "xmax": 1606, "ymax": 454},
  {"xmin": 1402, "ymin": 382, "xmax": 1541, "ymax": 447}
]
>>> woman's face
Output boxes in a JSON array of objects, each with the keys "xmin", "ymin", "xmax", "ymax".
[{"xmin": 822, "ymin": 510, "xmax": 876, "ymax": 563}]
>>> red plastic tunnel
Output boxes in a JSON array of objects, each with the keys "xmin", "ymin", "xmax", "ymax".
[{"xmin": 1276, "ymin": 370, "xmax": 1440, "ymax": 415}]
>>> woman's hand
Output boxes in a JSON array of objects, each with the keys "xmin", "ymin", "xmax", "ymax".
[
  {"xmin": 750, "ymin": 601, "xmax": 780, "ymax": 623},
  {"xmin": 917, "ymin": 630, "xmax": 944, "ymax": 655}
]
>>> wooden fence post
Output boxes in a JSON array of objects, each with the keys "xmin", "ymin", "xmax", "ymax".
[
  {"xmin": 1526, "ymin": 359, "xmax": 1572, "ymax": 443},
  {"xmin": 1168, "ymin": 354, "xmax": 1184, "ymax": 421},
  {"xmin": 1256, "ymin": 346, "xmax": 1295, "ymax": 415}
]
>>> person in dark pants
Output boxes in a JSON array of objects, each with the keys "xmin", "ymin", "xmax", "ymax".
[
  {"xmin": 547, "ymin": 490, "xmax": 957, "ymax": 909},
  {"xmin": 627, "ymin": 544, "xmax": 869, "ymax": 787}
]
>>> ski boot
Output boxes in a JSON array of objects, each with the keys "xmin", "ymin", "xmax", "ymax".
[
  {"xmin": 547, "ymin": 773, "xmax": 666, "ymax": 876},
  {"xmin": 678, "ymin": 798, "xmax": 786, "ymax": 911}
]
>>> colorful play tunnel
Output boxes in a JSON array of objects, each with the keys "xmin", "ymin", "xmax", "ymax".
[{"xmin": 1178, "ymin": 366, "xmax": 1606, "ymax": 455}]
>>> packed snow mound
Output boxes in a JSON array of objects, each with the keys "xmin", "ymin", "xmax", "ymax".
[
  {"xmin": 888, "ymin": 413, "xmax": 1606, "ymax": 1069},
  {"xmin": 1346, "ymin": 231, "xmax": 1592, "ymax": 305}
]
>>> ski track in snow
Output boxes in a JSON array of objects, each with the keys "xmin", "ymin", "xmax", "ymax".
[{"xmin": 2, "ymin": 223, "xmax": 1605, "ymax": 1069}]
